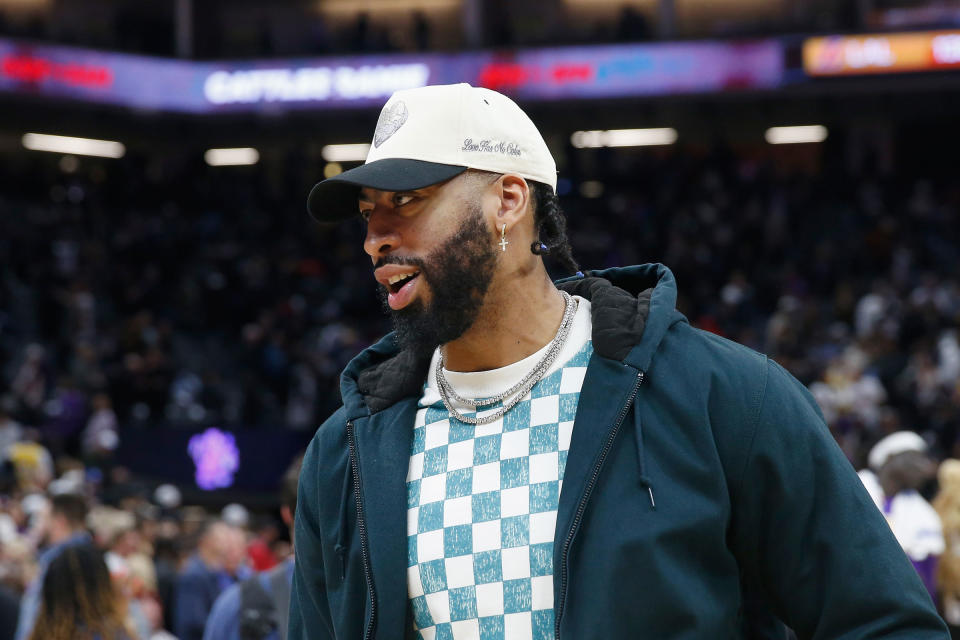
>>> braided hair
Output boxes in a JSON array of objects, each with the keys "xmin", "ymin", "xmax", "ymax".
[{"xmin": 528, "ymin": 181, "xmax": 580, "ymax": 276}]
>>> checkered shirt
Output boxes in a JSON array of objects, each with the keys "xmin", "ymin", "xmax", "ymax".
[{"xmin": 406, "ymin": 340, "xmax": 593, "ymax": 640}]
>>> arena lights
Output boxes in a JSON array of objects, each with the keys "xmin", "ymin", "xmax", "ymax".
[
  {"xmin": 764, "ymin": 125, "xmax": 829, "ymax": 144},
  {"xmin": 321, "ymin": 143, "xmax": 370, "ymax": 162},
  {"xmin": 21, "ymin": 133, "xmax": 125, "ymax": 158},
  {"xmin": 204, "ymin": 147, "xmax": 260, "ymax": 166},
  {"xmin": 570, "ymin": 128, "xmax": 678, "ymax": 149}
]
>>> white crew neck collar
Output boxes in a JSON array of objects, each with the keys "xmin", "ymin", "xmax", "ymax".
[{"xmin": 421, "ymin": 296, "xmax": 592, "ymax": 407}]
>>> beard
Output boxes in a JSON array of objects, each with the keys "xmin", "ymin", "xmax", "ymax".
[{"xmin": 377, "ymin": 204, "xmax": 497, "ymax": 354}]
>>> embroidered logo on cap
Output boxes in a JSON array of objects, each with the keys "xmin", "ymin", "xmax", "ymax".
[
  {"xmin": 373, "ymin": 100, "xmax": 409, "ymax": 148},
  {"xmin": 462, "ymin": 138, "xmax": 522, "ymax": 156}
]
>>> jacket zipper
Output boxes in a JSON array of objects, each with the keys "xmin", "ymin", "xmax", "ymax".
[
  {"xmin": 347, "ymin": 420, "xmax": 377, "ymax": 640},
  {"xmin": 555, "ymin": 369, "xmax": 644, "ymax": 639}
]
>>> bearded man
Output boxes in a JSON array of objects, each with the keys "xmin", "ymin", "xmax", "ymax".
[{"xmin": 289, "ymin": 83, "xmax": 946, "ymax": 639}]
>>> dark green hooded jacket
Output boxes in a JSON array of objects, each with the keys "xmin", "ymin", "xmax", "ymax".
[{"xmin": 289, "ymin": 263, "xmax": 948, "ymax": 639}]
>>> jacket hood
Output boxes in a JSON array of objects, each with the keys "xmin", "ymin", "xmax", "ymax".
[{"xmin": 338, "ymin": 263, "xmax": 684, "ymax": 418}]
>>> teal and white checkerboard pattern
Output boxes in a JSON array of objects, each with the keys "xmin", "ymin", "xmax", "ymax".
[{"xmin": 407, "ymin": 341, "xmax": 593, "ymax": 640}]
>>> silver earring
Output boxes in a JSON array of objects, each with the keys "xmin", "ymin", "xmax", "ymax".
[{"xmin": 499, "ymin": 224, "xmax": 509, "ymax": 252}]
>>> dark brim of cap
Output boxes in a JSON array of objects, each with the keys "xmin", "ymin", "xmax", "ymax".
[{"xmin": 307, "ymin": 158, "xmax": 468, "ymax": 223}]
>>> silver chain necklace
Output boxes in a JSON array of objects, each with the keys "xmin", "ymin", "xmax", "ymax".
[{"xmin": 435, "ymin": 291, "xmax": 577, "ymax": 425}]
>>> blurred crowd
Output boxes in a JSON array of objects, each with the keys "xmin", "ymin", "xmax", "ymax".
[
  {"xmin": 1, "ymin": 150, "xmax": 373, "ymax": 437},
  {"xmin": 1, "ymin": 136, "xmax": 960, "ymax": 463},
  {"xmin": 0, "ymin": 455, "xmax": 300, "ymax": 640},
  {"xmin": 557, "ymin": 143, "xmax": 960, "ymax": 469},
  {"xmin": 0, "ymin": 126, "xmax": 959, "ymax": 633}
]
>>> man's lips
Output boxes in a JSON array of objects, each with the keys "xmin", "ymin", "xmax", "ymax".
[
  {"xmin": 384, "ymin": 273, "xmax": 421, "ymax": 310},
  {"xmin": 374, "ymin": 264, "xmax": 423, "ymax": 309},
  {"xmin": 374, "ymin": 264, "xmax": 421, "ymax": 289}
]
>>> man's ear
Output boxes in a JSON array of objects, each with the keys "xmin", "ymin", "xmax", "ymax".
[
  {"xmin": 281, "ymin": 505, "xmax": 294, "ymax": 528},
  {"xmin": 495, "ymin": 174, "xmax": 532, "ymax": 234}
]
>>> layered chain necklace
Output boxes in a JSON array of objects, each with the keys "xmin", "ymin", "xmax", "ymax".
[{"xmin": 435, "ymin": 291, "xmax": 578, "ymax": 425}]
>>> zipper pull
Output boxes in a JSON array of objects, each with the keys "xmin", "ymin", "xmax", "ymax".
[
  {"xmin": 335, "ymin": 543, "xmax": 347, "ymax": 581},
  {"xmin": 635, "ymin": 371, "xmax": 653, "ymax": 508}
]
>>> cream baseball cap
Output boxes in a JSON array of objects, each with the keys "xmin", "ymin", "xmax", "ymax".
[
  {"xmin": 867, "ymin": 430, "xmax": 927, "ymax": 470},
  {"xmin": 307, "ymin": 83, "xmax": 557, "ymax": 222}
]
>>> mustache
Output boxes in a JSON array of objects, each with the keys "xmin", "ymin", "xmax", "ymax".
[{"xmin": 373, "ymin": 255, "xmax": 428, "ymax": 270}]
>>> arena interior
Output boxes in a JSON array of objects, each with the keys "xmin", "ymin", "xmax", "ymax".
[{"xmin": 1, "ymin": 0, "xmax": 960, "ymax": 638}]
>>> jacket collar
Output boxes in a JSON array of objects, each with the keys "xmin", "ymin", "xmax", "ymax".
[{"xmin": 340, "ymin": 263, "xmax": 682, "ymax": 416}]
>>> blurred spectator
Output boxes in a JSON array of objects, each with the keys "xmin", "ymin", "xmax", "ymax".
[
  {"xmin": 152, "ymin": 523, "xmax": 183, "ymax": 635},
  {"xmin": 43, "ymin": 377, "xmax": 88, "ymax": 456},
  {"xmin": 0, "ymin": 396, "xmax": 23, "ymax": 463},
  {"xmin": 81, "ymin": 393, "xmax": 119, "ymax": 461},
  {"xmin": 173, "ymin": 520, "xmax": 237, "ymax": 640},
  {"xmin": 10, "ymin": 345, "xmax": 48, "ymax": 425},
  {"xmin": 96, "ymin": 509, "xmax": 165, "ymax": 640},
  {"xmin": 859, "ymin": 431, "xmax": 944, "ymax": 601},
  {"xmin": 412, "ymin": 11, "xmax": 431, "ymax": 51},
  {"xmin": 27, "ymin": 543, "xmax": 135, "ymax": 640},
  {"xmin": 6, "ymin": 432, "xmax": 53, "ymax": 494},
  {"xmin": 810, "ymin": 345, "xmax": 888, "ymax": 458},
  {"xmin": 246, "ymin": 518, "xmax": 281, "ymax": 573},
  {"xmin": 203, "ymin": 455, "xmax": 302, "ymax": 640},
  {"xmin": 47, "ymin": 463, "xmax": 85, "ymax": 496},
  {"xmin": 15, "ymin": 493, "xmax": 90, "ymax": 640},
  {"xmin": 935, "ymin": 458, "xmax": 960, "ymax": 634},
  {"xmin": 221, "ymin": 525, "xmax": 252, "ymax": 585},
  {"xmin": 0, "ymin": 535, "xmax": 33, "ymax": 602}
]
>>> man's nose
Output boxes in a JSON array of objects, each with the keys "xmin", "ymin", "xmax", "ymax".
[{"xmin": 363, "ymin": 209, "xmax": 401, "ymax": 259}]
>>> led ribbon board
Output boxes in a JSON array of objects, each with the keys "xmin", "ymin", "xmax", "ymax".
[
  {"xmin": 804, "ymin": 30, "xmax": 960, "ymax": 76},
  {"xmin": 0, "ymin": 37, "xmax": 783, "ymax": 113},
  {"xmin": 475, "ymin": 41, "xmax": 782, "ymax": 99}
]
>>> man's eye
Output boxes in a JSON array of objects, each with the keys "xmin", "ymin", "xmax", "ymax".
[
  {"xmin": 393, "ymin": 194, "xmax": 415, "ymax": 207},
  {"xmin": 359, "ymin": 209, "xmax": 372, "ymax": 222}
]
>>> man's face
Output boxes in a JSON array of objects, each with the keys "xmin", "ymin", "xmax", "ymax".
[
  {"xmin": 359, "ymin": 174, "xmax": 499, "ymax": 353},
  {"xmin": 46, "ymin": 512, "xmax": 69, "ymax": 545}
]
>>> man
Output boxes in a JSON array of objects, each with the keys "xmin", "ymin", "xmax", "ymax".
[
  {"xmin": 174, "ymin": 519, "xmax": 238, "ymax": 640},
  {"xmin": 290, "ymin": 83, "xmax": 947, "ymax": 639},
  {"xmin": 14, "ymin": 492, "xmax": 90, "ymax": 640},
  {"xmin": 203, "ymin": 457, "xmax": 302, "ymax": 640},
  {"xmin": 221, "ymin": 522, "xmax": 254, "ymax": 584},
  {"xmin": 858, "ymin": 431, "xmax": 944, "ymax": 601}
]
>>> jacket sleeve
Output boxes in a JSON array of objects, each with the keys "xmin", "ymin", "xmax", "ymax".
[
  {"xmin": 288, "ymin": 434, "xmax": 336, "ymax": 640},
  {"xmin": 173, "ymin": 570, "xmax": 214, "ymax": 640},
  {"xmin": 729, "ymin": 358, "xmax": 948, "ymax": 639},
  {"xmin": 202, "ymin": 583, "xmax": 241, "ymax": 640}
]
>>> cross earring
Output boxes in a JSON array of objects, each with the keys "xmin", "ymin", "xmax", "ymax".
[{"xmin": 499, "ymin": 224, "xmax": 509, "ymax": 252}]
